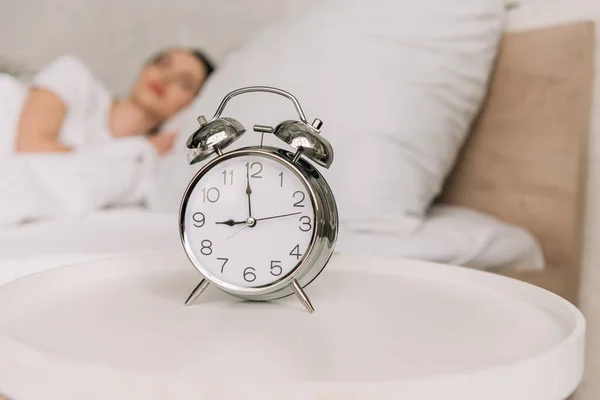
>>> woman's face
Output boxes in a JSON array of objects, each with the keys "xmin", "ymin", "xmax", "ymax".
[{"xmin": 131, "ymin": 50, "xmax": 208, "ymax": 121}]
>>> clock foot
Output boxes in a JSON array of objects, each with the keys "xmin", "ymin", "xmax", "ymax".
[
  {"xmin": 290, "ymin": 279, "xmax": 315, "ymax": 313},
  {"xmin": 185, "ymin": 279, "xmax": 210, "ymax": 306}
]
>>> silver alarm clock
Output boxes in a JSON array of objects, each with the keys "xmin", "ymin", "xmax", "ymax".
[{"xmin": 179, "ymin": 86, "xmax": 338, "ymax": 312}]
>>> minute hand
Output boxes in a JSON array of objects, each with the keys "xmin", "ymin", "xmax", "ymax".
[{"xmin": 254, "ymin": 211, "xmax": 302, "ymax": 222}]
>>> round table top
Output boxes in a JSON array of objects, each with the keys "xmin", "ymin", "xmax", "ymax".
[{"xmin": 0, "ymin": 251, "xmax": 585, "ymax": 400}]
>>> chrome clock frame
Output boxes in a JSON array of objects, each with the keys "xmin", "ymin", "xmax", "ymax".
[{"xmin": 179, "ymin": 146, "xmax": 338, "ymax": 310}]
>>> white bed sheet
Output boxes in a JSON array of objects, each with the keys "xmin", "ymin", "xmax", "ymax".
[{"xmin": 0, "ymin": 205, "xmax": 544, "ymax": 286}]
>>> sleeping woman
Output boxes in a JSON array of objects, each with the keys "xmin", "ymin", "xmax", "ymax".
[{"xmin": 1, "ymin": 48, "xmax": 213, "ymax": 157}]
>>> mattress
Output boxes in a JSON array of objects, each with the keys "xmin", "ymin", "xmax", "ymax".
[{"xmin": 0, "ymin": 205, "xmax": 544, "ymax": 286}]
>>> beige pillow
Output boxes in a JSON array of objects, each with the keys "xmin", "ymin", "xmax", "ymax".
[{"xmin": 440, "ymin": 22, "xmax": 595, "ymax": 269}]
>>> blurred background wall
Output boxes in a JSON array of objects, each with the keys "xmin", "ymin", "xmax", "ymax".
[{"xmin": 0, "ymin": 0, "xmax": 315, "ymax": 95}]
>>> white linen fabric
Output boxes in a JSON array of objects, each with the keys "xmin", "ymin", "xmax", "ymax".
[
  {"xmin": 0, "ymin": 73, "xmax": 27, "ymax": 157},
  {"xmin": 0, "ymin": 55, "xmax": 163, "ymax": 226},
  {"xmin": 0, "ymin": 205, "xmax": 543, "ymax": 286},
  {"xmin": 0, "ymin": 139, "xmax": 160, "ymax": 227},
  {"xmin": 0, "ymin": 55, "xmax": 114, "ymax": 156},
  {"xmin": 30, "ymin": 54, "xmax": 114, "ymax": 147},
  {"xmin": 153, "ymin": 0, "xmax": 505, "ymax": 235}
]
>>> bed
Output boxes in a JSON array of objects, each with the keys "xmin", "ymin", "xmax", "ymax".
[
  {"xmin": 0, "ymin": 2, "xmax": 593, "ymax": 303},
  {"xmin": 0, "ymin": 0, "xmax": 598, "ymax": 399}
]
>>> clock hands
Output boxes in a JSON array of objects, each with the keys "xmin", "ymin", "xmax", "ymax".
[
  {"xmin": 215, "ymin": 219, "xmax": 245, "ymax": 226},
  {"xmin": 245, "ymin": 167, "xmax": 253, "ymax": 218},
  {"xmin": 226, "ymin": 224, "xmax": 249, "ymax": 240},
  {"xmin": 216, "ymin": 211, "xmax": 302, "ymax": 228},
  {"xmin": 216, "ymin": 167, "xmax": 301, "ymax": 234},
  {"xmin": 254, "ymin": 211, "xmax": 301, "ymax": 222}
]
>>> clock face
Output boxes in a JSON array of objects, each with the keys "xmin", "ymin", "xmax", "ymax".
[{"xmin": 181, "ymin": 152, "xmax": 316, "ymax": 288}]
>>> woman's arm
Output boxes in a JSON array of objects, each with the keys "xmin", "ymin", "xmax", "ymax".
[{"xmin": 15, "ymin": 88, "xmax": 72, "ymax": 153}]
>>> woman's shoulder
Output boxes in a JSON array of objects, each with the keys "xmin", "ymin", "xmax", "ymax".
[
  {"xmin": 32, "ymin": 54, "xmax": 111, "ymax": 108},
  {"xmin": 36, "ymin": 54, "xmax": 95, "ymax": 82}
]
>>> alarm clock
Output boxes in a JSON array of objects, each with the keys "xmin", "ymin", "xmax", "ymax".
[{"xmin": 179, "ymin": 86, "xmax": 338, "ymax": 313}]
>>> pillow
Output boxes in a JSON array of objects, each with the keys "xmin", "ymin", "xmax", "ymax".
[
  {"xmin": 338, "ymin": 204, "xmax": 544, "ymax": 271},
  {"xmin": 154, "ymin": 0, "xmax": 505, "ymax": 235}
]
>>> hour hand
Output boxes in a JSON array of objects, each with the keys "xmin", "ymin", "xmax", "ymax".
[
  {"xmin": 215, "ymin": 219, "xmax": 246, "ymax": 226},
  {"xmin": 246, "ymin": 169, "xmax": 253, "ymax": 218}
]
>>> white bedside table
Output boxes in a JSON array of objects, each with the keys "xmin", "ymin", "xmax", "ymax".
[{"xmin": 0, "ymin": 252, "xmax": 585, "ymax": 400}]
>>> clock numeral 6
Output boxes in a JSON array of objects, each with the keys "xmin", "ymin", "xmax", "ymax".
[
  {"xmin": 293, "ymin": 191, "xmax": 305, "ymax": 207},
  {"xmin": 192, "ymin": 212, "xmax": 205, "ymax": 227},
  {"xmin": 200, "ymin": 239, "xmax": 213, "ymax": 255},
  {"xmin": 270, "ymin": 261, "xmax": 283, "ymax": 277},
  {"xmin": 299, "ymin": 216, "xmax": 312, "ymax": 232},
  {"xmin": 243, "ymin": 267, "xmax": 257, "ymax": 282},
  {"xmin": 201, "ymin": 187, "xmax": 220, "ymax": 203},
  {"xmin": 289, "ymin": 244, "xmax": 302, "ymax": 260}
]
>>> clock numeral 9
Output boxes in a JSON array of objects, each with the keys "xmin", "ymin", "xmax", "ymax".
[
  {"xmin": 201, "ymin": 187, "xmax": 220, "ymax": 203},
  {"xmin": 299, "ymin": 216, "xmax": 312, "ymax": 232},
  {"xmin": 289, "ymin": 244, "xmax": 302, "ymax": 260},
  {"xmin": 192, "ymin": 212, "xmax": 205, "ymax": 227},
  {"xmin": 243, "ymin": 267, "xmax": 257, "ymax": 282},
  {"xmin": 293, "ymin": 191, "xmax": 305, "ymax": 207},
  {"xmin": 270, "ymin": 261, "xmax": 282, "ymax": 277},
  {"xmin": 245, "ymin": 162, "xmax": 263, "ymax": 178},
  {"xmin": 200, "ymin": 239, "xmax": 213, "ymax": 255}
]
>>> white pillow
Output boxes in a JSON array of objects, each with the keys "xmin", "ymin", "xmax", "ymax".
[
  {"xmin": 337, "ymin": 204, "xmax": 545, "ymax": 271},
  {"xmin": 155, "ymin": 0, "xmax": 505, "ymax": 234}
]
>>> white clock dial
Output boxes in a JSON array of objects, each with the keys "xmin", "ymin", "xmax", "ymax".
[{"xmin": 182, "ymin": 153, "xmax": 315, "ymax": 288}]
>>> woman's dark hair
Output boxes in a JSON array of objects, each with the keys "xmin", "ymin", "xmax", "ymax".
[{"xmin": 189, "ymin": 49, "xmax": 215, "ymax": 78}]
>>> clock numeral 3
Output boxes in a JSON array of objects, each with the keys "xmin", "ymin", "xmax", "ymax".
[
  {"xmin": 192, "ymin": 212, "xmax": 205, "ymax": 227},
  {"xmin": 243, "ymin": 267, "xmax": 257, "ymax": 282},
  {"xmin": 201, "ymin": 187, "xmax": 220, "ymax": 203},
  {"xmin": 200, "ymin": 239, "xmax": 213, "ymax": 255},
  {"xmin": 270, "ymin": 261, "xmax": 283, "ymax": 277},
  {"xmin": 217, "ymin": 257, "xmax": 228, "ymax": 273},
  {"xmin": 289, "ymin": 245, "xmax": 302, "ymax": 260},
  {"xmin": 299, "ymin": 216, "xmax": 312, "ymax": 232},
  {"xmin": 245, "ymin": 162, "xmax": 263, "ymax": 178},
  {"xmin": 293, "ymin": 191, "xmax": 305, "ymax": 207}
]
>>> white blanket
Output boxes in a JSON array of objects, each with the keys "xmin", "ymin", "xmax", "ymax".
[
  {"xmin": 0, "ymin": 72, "xmax": 162, "ymax": 227},
  {"xmin": 0, "ymin": 138, "xmax": 160, "ymax": 227},
  {"xmin": 0, "ymin": 206, "xmax": 544, "ymax": 286}
]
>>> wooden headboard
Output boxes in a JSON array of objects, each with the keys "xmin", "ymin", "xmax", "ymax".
[{"xmin": 439, "ymin": 22, "xmax": 595, "ymax": 302}]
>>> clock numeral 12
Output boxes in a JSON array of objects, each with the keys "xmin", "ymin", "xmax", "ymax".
[{"xmin": 245, "ymin": 162, "xmax": 263, "ymax": 178}]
